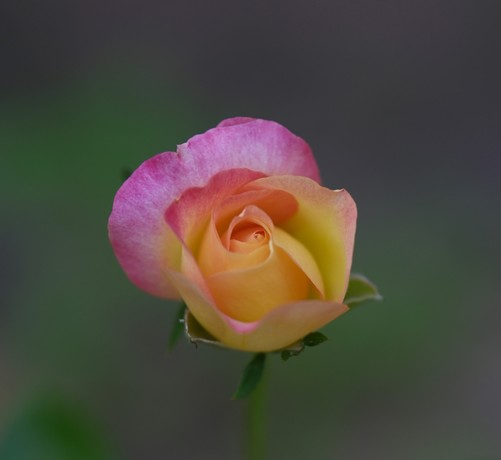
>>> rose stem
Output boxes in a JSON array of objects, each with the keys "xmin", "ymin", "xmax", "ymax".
[{"xmin": 246, "ymin": 363, "xmax": 267, "ymax": 460}]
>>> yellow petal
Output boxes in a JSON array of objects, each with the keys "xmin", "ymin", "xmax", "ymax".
[
  {"xmin": 273, "ymin": 226, "xmax": 325, "ymax": 298},
  {"xmin": 251, "ymin": 176, "xmax": 357, "ymax": 302}
]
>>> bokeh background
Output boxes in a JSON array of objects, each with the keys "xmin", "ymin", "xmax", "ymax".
[{"xmin": 1, "ymin": 1, "xmax": 500, "ymax": 459}]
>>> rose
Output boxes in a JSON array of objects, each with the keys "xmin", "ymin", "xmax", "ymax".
[{"xmin": 108, "ymin": 117, "xmax": 356, "ymax": 352}]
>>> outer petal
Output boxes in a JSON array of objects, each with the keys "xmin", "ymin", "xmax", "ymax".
[
  {"xmin": 226, "ymin": 300, "xmax": 349, "ymax": 352},
  {"xmin": 108, "ymin": 153, "xmax": 184, "ymax": 298},
  {"xmin": 217, "ymin": 117, "xmax": 255, "ymax": 127},
  {"xmin": 109, "ymin": 118, "xmax": 319, "ymax": 298},
  {"xmin": 165, "ymin": 255, "xmax": 348, "ymax": 352},
  {"xmin": 177, "ymin": 118, "xmax": 321, "ymax": 184}
]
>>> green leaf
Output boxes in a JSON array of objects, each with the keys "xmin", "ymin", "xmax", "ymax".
[
  {"xmin": 344, "ymin": 274, "xmax": 382, "ymax": 308},
  {"xmin": 303, "ymin": 332, "xmax": 328, "ymax": 347},
  {"xmin": 233, "ymin": 353, "xmax": 267, "ymax": 399},
  {"xmin": 168, "ymin": 302, "xmax": 186, "ymax": 351}
]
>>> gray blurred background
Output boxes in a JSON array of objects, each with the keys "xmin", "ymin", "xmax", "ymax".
[{"xmin": 1, "ymin": 1, "xmax": 500, "ymax": 459}]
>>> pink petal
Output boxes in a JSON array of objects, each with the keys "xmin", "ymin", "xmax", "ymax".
[
  {"xmin": 109, "ymin": 118, "xmax": 318, "ymax": 298},
  {"xmin": 217, "ymin": 117, "xmax": 256, "ymax": 127},
  {"xmin": 165, "ymin": 169, "xmax": 265, "ymax": 249},
  {"xmin": 108, "ymin": 152, "xmax": 185, "ymax": 298},
  {"xmin": 177, "ymin": 119, "xmax": 321, "ymax": 183}
]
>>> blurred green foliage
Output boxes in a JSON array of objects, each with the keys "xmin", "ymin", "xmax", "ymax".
[
  {"xmin": 0, "ymin": 68, "xmax": 499, "ymax": 459},
  {"xmin": 0, "ymin": 394, "xmax": 114, "ymax": 460}
]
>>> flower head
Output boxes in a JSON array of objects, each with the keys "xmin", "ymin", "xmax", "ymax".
[{"xmin": 108, "ymin": 118, "xmax": 357, "ymax": 352}]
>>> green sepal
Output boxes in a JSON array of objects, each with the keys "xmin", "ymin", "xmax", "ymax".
[
  {"xmin": 344, "ymin": 273, "xmax": 382, "ymax": 308},
  {"xmin": 303, "ymin": 332, "xmax": 328, "ymax": 347},
  {"xmin": 183, "ymin": 309, "xmax": 225, "ymax": 348},
  {"xmin": 280, "ymin": 331, "xmax": 328, "ymax": 361},
  {"xmin": 281, "ymin": 349, "xmax": 301, "ymax": 361},
  {"xmin": 233, "ymin": 353, "xmax": 267, "ymax": 399},
  {"xmin": 168, "ymin": 302, "xmax": 187, "ymax": 351}
]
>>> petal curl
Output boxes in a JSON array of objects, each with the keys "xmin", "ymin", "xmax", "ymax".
[
  {"xmin": 109, "ymin": 118, "xmax": 318, "ymax": 298},
  {"xmin": 197, "ymin": 204, "xmax": 271, "ymax": 275},
  {"xmin": 273, "ymin": 227, "xmax": 325, "ymax": 298}
]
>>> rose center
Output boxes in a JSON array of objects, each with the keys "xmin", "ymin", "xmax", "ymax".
[
  {"xmin": 232, "ymin": 225, "xmax": 265, "ymax": 242},
  {"xmin": 228, "ymin": 222, "xmax": 269, "ymax": 254}
]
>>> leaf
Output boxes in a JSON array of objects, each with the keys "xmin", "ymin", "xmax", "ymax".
[
  {"xmin": 168, "ymin": 302, "xmax": 186, "ymax": 351},
  {"xmin": 344, "ymin": 274, "xmax": 382, "ymax": 308},
  {"xmin": 303, "ymin": 332, "xmax": 328, "ymax": 347},
  {"xmin": 233, "ymin": 353, "xmax": 267, "ymax": 399}
]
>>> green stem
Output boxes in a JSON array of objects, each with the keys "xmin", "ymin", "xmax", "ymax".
[{"xmin": 246, "ymin": 364, "xmax": 267, "ymax": 460}]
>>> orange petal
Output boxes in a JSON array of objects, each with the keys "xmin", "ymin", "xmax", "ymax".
[{"xmin": 206, "ymin": 246, "xmax": 309, "ymax": 322}]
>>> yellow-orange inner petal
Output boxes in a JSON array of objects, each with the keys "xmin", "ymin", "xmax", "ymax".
[
  {"xmin": 273, "ymin": 227, "xmax": 325, "ymax": 298},
  {"xmin": 206, "ymin": 246, "xmax": 310, "ymax": 322},
  {"xmin": 198, "ymin": 206, "xmax": 273, "ymax": 276},
  {"xmin": 249, "ymin": 176, "xmax": 356, "ymax": 302},
  {"xmin": 195, "ymin": 186, "xmax": 337, "ymax": 323}
]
